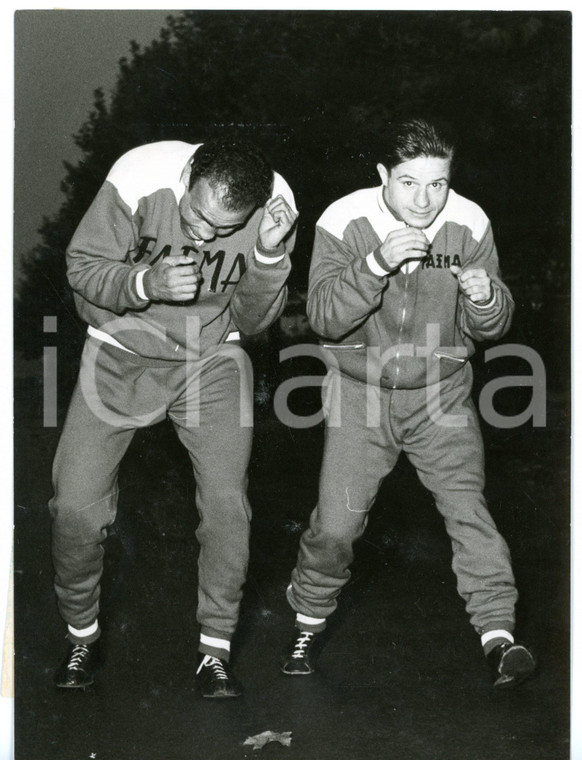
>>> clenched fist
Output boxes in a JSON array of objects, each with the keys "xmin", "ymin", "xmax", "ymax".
[
  {"xmin": 143, "ymin": 255, "xmax": 201, "ymax": 302},
  {"xmin": 450, "ymin": 266, "xmax": 492, "ymax": 304},
  {"xmin": 378, "ymin": 227, "xmax": 430, "ymax": 272},
  {"xmin": 258, "ymin": 195, "xmax": 298, "ymax": 252}
]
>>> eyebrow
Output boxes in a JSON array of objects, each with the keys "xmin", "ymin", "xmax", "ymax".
[
  {"xmin": 397, "ymin": 174, "xmax": 449, "ymax": 182},
  {"xmin": 191, "ymin": 204, "xmax": 242, "ymax": 229}
]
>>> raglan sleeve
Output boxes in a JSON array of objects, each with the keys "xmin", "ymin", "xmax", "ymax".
[
  {"xmin": 458, "ymin": 219, "xmax": 515, "ymax": 342},
  {"xmin": 66, "ymin": 180, "xmax": 151, "ymax": 315},
  {"xmin": 228, "ymin": 175, "xmax": 295, "ymax": 335},
  {"xmin": 306, "ymin": 223, "xmax": 390, "ymax": 341}
]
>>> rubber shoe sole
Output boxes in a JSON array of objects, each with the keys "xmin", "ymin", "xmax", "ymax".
[{"xmin": 493, "ymin": 644, "xmax": 536, "ymax": 689}]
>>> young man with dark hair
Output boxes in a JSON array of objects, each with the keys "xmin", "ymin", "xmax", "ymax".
[
  {"xmin": 50, "ymin": 138, "xmax": 297, "ymax": 698},
  {"xmin": 282, "ymin": 119, "xmax": 536, "ymax": 689}
]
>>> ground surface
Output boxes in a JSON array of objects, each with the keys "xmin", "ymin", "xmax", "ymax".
[{"xmin": 14, "ymin": 355, "xmax": 570, "ymax": 760}]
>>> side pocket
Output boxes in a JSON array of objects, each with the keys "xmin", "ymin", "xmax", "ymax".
[
  {"xmin": 433, "ymin": 350, "xmax": 467, "ymax": 364},
  {"xmin": 321, "ymin": 342, "xmax": 366, "ymax": 350}
]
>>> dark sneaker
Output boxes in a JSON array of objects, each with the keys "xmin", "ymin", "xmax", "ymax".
[
  {"xmin": 54, "ymin": 640, "xmax": 100, "ymax": 689},
  {"xmin": 487, "ymin": 641, "xmax": 537, "ymax": 688},
  {"xmin": 196, "ymin": 654, "xmax": 242, "ymax": 698},
  {"xmin": 281, "ymin": 630, "xmax": 320, "ymax": 675}
]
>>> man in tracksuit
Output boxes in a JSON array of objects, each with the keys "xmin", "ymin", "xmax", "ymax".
[
  {"xmin": 281, "ymin": 119, "xmax": 535, "ymax": 688},
  {"xmin": 50, "ymin": 138, "xmax": 297, "ymax": 697}
]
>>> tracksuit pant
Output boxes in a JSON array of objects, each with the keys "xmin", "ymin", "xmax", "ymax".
[
  {"xmin": 287, "ymin": 363, "xmax": 518, "ymax": 636},
  {"xmin": 49, "ymin": 336, "xmax": 253, "ymax": 660}
]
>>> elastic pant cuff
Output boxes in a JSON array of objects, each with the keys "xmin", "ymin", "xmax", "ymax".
[
  {"xmin": 477, "ymin": 621, "xmax": 515, "ymax": 637},
  {"xmin": 478, "ymin": 622, "xmax": 515, "ymax": 656},
  {"xmin": 67, "ymin": 626, "xmax": 101, "ymax": 646},
  {"xmin": 198, "ymin": 642, "xmax": 230, "ymax": 662},
  {"xmin": 199, "ymin": 628, "xmax": 232, "ymax": 662},
  {"xmin": 286, "ymin": 586, "xmax": 328, "ymax": 632},
  {"xmin": 295, "ymin": 618, "xmax": 326, "ymax": 634}
]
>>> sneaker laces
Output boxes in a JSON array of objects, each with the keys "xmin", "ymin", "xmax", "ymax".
[
  {"xmin": 196, "ymin": 654, "xmax": 229, "ymax": 680},
  {"xmin": 68, "ymin": 643, "xmax": 90, "ymax": 672},
  {"xmin": 292, "ymin": 631, "xmax": 314, "ymax": 659}
]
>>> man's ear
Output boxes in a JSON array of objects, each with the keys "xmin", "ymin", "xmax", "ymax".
[
  {"xmin": 180, "ymin": 159, "xmax": 193, "ymax": 189},
  {"xmin": 377, "ymin": 163, "xmax": 389, "ymax": 186}
]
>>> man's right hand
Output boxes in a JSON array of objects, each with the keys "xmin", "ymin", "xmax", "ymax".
[
  {"xmin": 143, "ymin": 255, "xmax": 201, "ymax": 301},
  {"xmin": 378, "ymin": 227, "xmax": 430, "ymax": 272}
]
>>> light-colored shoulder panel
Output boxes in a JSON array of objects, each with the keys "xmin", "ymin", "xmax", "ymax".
[
  {"xmin": 441, "ymin": 189, "xmax": 490, "ymax": 243},
  {"xmin": 106, "ymin": 141, "xmax": 199, "ymax": 213},
  {"xmin": 317, "ymin": 187, "xmax": 381, "ymax": 240}
]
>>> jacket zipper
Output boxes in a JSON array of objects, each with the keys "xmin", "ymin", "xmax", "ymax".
[{"xmin": 393, "ymin": 273, "xmax": 410, "ymax": 388}]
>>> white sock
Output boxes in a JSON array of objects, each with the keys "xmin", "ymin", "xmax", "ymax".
[
  {"xmin": 199, "ymin": 633, "xmax": 230, "ymax": 655},
  {"xmin": 296, "ymin": 613, "xmax": 325, "ymax": 628},
  {"xmin": 481, "ymin": 629, "xmax": 514, "ymax": 648},
  {"xmin": 68, "ymin": 620, "xmax": 98, "ymax": 639}
]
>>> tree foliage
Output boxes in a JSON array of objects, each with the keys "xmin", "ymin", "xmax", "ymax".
[{"xmin": 15, "ymin": 10, "xmax": 571, "ymax": 370}]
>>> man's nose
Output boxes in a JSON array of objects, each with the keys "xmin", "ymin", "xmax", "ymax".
[
  {"xmin": 198, "ymin": 221, "xmax": 217, "ymax": 241},
  {"xmin": 414, "ymin": 187, "xmax": 430, "ymax": 208}
]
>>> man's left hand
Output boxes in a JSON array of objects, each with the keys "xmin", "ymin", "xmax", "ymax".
[
  {"xmin": 450, "ymin": 266, "xmax": 492, "ymax": 304},
  {"xmin": 258, "ymin": 195, "xmax": 298, "ymax": 252}
]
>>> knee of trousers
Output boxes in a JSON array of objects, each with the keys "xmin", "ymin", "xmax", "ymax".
[
  {"xmin": 196, "ymin": 512, "xmax": 251, "ymax": 551},
  {"xmin": 195, "ymin": 484, "xmax": 252, "ymax": 521},
  {"xmin": 304, "ymin": 504, "xmax": 369, "ymax": 548},
  {"xmin": 298, "ymin": 526, "xmax": 358, "ymax": 574},
  {"xmin": 49, "ymin": 492, "xmax": 115, "ymax": 545},
  {"xmin": 431, "ymin": 489, "xmax": 493, "ymax": 525}
]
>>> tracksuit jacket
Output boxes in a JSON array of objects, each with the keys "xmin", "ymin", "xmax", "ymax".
[
  {"xmin": 308, "ymin": 185, "xmax": 514, "ymax": 387},
  {"xmin": 66, "ymin": 140, "xmax": 295, "ymax": 361}
]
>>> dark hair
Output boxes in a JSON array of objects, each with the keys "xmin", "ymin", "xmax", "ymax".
[
  {"xmin": 189, "ymin": 139, "xmax": 273, "ymax": 210},
  {"xmin": 381, "ymin": 119, "xmax": 455, "ymax": 173}
]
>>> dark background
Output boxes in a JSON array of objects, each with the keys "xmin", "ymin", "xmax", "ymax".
[
  {"xmin": 13, "ymin": 10, "xmax": 171, "ymax": 290},
  {"xmin": 13, "ymin": 10, "xmax": 572, "ymax": 760}
]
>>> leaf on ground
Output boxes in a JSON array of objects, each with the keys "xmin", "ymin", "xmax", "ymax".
[{"xmin": 243, "ymin": 730, "xmax": 293, "ymax": 751}]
